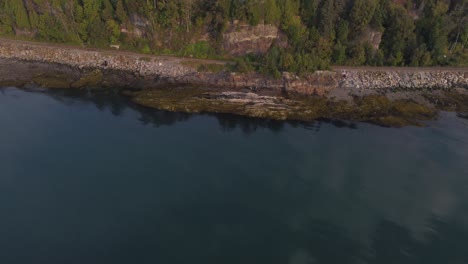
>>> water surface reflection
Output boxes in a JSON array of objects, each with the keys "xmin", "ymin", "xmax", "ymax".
[
  {"xmin": 31, "ymin": 87, "xmax": 359, "ymax": 133},
  {"xmin": 0, "ymin": 87, "xmax": 467, "ymax": 264}
]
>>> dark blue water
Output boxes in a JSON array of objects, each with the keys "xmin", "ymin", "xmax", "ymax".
[{"xmin": 1, "ymin": 87, "xmax": 468, "ymax": 264}]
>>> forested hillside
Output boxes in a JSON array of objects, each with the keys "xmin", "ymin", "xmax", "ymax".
[{"xmin": 0, "ymin": 0, "xmax": 466, "ymax": 75}]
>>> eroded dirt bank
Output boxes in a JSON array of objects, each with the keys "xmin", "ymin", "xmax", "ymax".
[{"xmin": 1, "ymin": 38, "xmax": 467, "ymax": 127}]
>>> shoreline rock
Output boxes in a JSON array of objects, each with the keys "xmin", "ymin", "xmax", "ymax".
[
  {"xmin": 1, "ymin": 39, "xmax": 467, "ymax": 127},
  {"xmin": 0, "ymin": 38, "xmax": 467, "ymax": 95}
]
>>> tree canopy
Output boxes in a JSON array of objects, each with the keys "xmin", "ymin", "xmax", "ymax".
[{"xmin": 0, "ymin": 0, "xmax": 466, "ymax": 74}]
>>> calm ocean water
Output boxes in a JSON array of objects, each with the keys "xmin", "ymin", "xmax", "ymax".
[{"xmin": 1, "ymin": 87, "xmax": 467, "ymax": 264}]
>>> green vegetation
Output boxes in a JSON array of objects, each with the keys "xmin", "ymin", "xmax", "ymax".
[{"xmin": 0, "ymin": 0, "xmax": 467, "ymax": 75}]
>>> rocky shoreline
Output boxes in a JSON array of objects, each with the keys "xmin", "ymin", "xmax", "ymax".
[
  {"xmin": 0, "ymin": 38, "xmax": 467, "ymax": 127},
  {"xmin": 1, "ymin": 38, "xmax": 467, "ymax": 93}
]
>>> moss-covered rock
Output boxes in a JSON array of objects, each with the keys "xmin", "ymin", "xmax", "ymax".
[
  {"xmin": 32, "ymin": 73, "xmax": 73, "ymax": 88},
  {"xmin": 71, "ymin": 70, "xmax": 103, "ymax": 89},
  {"xmin": 128, "ymin": 87, "xmax": 441, "ymax": 127},
  {"xmin": 348, "ymin": 96, "xmax": 437, "ymax": 126}
]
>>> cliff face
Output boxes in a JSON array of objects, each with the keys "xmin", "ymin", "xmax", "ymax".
[
  {"xmin": 222, "ymin": 23, "xmax": 283, "ymax": 56},
  {"xmin": 0, "ymin": 39, "xmax": 467, "ymax": 96}
]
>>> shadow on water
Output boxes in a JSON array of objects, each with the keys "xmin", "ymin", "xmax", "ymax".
[{"xmin": 20, "ymin": 88, "xmax": 359, "ymax": 134}]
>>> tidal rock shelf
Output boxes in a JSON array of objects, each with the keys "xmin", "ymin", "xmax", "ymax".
[{"xmin": 1, "ymin": 38, "xmax": 467, "ymax": 127}]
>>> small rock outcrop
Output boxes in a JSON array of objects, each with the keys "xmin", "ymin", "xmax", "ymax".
[{"xmin": 222, "ymin": 23, "xmax": 282, "ymax": 56}]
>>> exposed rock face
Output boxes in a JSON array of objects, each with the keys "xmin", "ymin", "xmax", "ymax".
[
  {"xmin": 359, "ymin": 28, "xmax": 382, "ymax": 50},
  {"xmin": 222, "ymin": 23, "xmax": 281, "ymax": 56},
  {"xmin": 121, "ymin": 13, "xmax": 150, "ymax": 38}
]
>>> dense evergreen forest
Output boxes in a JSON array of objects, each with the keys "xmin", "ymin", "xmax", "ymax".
[{"xmin": 0, "ymin": 0, "xmax": 467, "ymax": 75}]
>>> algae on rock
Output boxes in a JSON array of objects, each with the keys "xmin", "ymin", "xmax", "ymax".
[
  {"xmin": 128, "ymin": 87, "xmax": 440, "ymax": 127},
  {"xmin": 71, "ymin": 70, "xmax": 103, "ymax": 89}
]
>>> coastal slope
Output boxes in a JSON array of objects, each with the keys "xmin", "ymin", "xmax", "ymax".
[{"xmin": 1, "ymin": 38, "xmax": 467, "ymax": 127}]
